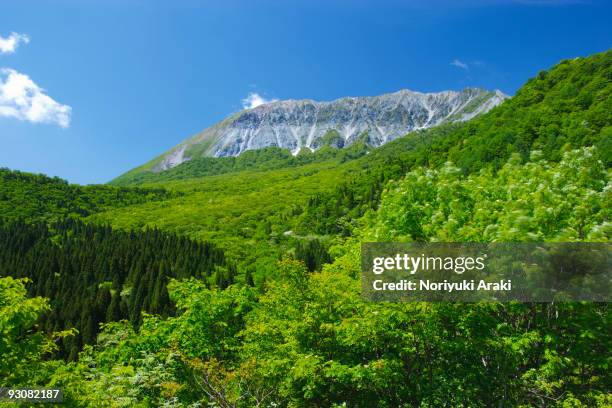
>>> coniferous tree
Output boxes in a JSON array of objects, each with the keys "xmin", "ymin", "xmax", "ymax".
[{"xmin": 0, "ymin": 218, "xmax": 229, "ymax": 358}]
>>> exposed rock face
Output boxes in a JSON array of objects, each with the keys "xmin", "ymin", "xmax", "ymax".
[{"xmin": 154, "ymin": 88, "xmax": 507, "ymax": 171}]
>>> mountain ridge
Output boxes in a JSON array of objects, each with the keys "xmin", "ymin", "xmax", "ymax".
[{"xmin": 126, "ymin": 87, "xmax": 507, "ymax": 177}]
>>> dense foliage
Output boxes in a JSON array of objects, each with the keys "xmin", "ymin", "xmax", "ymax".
[
  {"xmin": 0, "ymin": 218, "xmax": 230, "ymax": 360},
  {"xmin": 0, "ymin": 50, "xmax": 610, "ymax": 406},
  {"xmin": 365, "ymin": 147, "xmax": 610, "ymax": 242},
  {"xmin": 15, "ymin": 146, "xmax": 608, "ymax": 407},
  {"xmin": 0, "ymin": 168, "xmax": 175, "ymax": 222},
  {"xmin": 0, "ymin": 276, "xmax": 72, "ymax": 387},
  {"xmin": 89, "ymin": 156, "xmax": 348, "ymax": 281}
]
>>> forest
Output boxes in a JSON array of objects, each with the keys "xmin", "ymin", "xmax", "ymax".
[
  {"xmin": 0, "ymin": 169, "xmax": 175, "ymax": 222},
  {"xmin": 0, "ymin": 50, "xmax": 610, "ymax": 406},
  {"xmin": 0, "ymin": 218, "xmax": 231, "ymax": 360}
]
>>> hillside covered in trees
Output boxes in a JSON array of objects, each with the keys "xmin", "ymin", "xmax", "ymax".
[
  {"xmin": 0, "ymin": 218, "xmax": 231, "ymax": 360},
  {"xmin": 2, "ymin": 146, "xmax": 609, "ymax": 406},
  {"xmin": 298, "ymin": 49, "xmax": 612, "ymax": 235},
  {"xmin": 0, "ymin": 50, "xmax": 610, "ymax": 407},
  {"xmin": 0, "ymin": 168, "xmax": 175, "ymax": 222}
]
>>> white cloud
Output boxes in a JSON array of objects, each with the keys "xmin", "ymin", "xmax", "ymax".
[
  {"xmin": 0, "ymin": 68, "xmax": 71, "ymax": 128},
  {"xmin": 450, "ymin": 59, "xmax": 469, "ymax": 70},
  {"xmin": 241, "ymin": 92, "xmax": 278, "ymax": 109},
  {"xmin": 0, "ymin": 32, "xmax": 30, "ymax": 54}
]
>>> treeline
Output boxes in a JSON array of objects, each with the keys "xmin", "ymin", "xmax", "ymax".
[
  {"xmin": 0, "ymin": 168, "xmax": 176, "ymax": 222},
  {"xmin": 112, "ymin": 142, "xmax": 369, "ymax": 186},
  {"xmin": 299, "ymin": 49, "xmax": 612, "ymax": 235},
  {"xmin": 0, "ymin": 218, "xmax": 232, "ymax": 360}
]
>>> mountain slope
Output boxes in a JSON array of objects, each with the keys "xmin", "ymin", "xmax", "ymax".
[
  {"xmin": 0, "ymin": 168, "xmax": 175, "ymax": 222},
  {"xmin": 97, "ymin": 50, "xmax": 611, "ymax": 257},
  {"xmin": 120, "ymin": 87, "xmax": 506, "ymax": 179},
  {"xmin": 300, "ymin": 49, "xmax": 612, "ymax": 233}
]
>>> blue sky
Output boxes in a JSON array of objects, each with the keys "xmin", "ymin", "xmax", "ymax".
[{"xmin": 1, "ymin": 0, "xmax": 610, "ymax": 184}]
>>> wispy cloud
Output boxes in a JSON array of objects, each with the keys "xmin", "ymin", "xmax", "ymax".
[
  {"xmin": 450, "ymin": 59, "xmax": 469, "ymax": 70},
  {"xmin": 0, "ymin": 68, "xmax": 71, "ymax": 128},
  {"xmin": 0, "ymin": 32, "xmax": 30, "ymax": 54},
  {"xmin": 242, "ymin": 92, "xmax": 278, "ymax": 109}
]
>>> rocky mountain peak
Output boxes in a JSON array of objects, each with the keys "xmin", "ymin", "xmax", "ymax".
[{"xmin": 153, "ymin": 87, "xmax": 507, "ymax": 172}]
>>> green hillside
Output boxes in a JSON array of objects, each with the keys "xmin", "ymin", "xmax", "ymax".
[
  {"xmin": 0, "ymin": 168, "xmax": 175, "ymax": 223},
  {"xmin": 88, "ymin": 50, "xmax": 611, "ymax": 269},
  {"xmin": 300, "ymin": 49, "xmax": 612, "ymax": 234},
  {"xmin": 0, "ymin": 50, "xmax": 610, "ymax": 407},
  {"xmin": 110, "ymin": 143, "xmax": 369, "ymax": 186}
]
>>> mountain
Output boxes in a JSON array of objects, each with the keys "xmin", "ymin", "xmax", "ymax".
[
  {"xmin": 3, "ymin": 50, "xmax": 610, "ymax": 407},
  {"xmin": 130, "ymin": 87, "xmax": 506, "ymax": 175}
]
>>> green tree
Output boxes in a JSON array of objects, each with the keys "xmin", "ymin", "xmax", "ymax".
[{"xmin": 0, "ymin": 277, "xmax": 73, "ymax": 386}]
